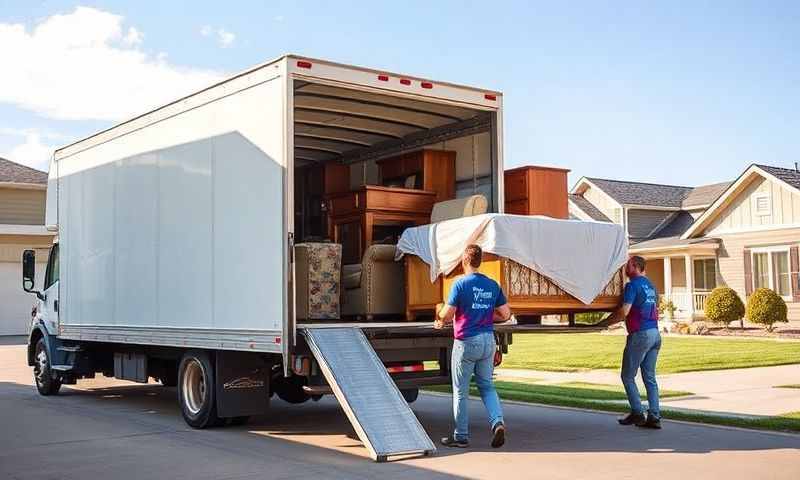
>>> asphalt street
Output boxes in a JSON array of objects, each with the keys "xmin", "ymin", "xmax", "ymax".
[{"xmin": 1, "ymin": 342, "xmax": 798, "ymax": 480}]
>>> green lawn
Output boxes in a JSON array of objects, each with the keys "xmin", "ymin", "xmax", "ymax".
[
  {"xmin": 502, "ymin": 333, "xmax": 800, "ymax": 374},
  {"xmin": 424, "ymin": 379, "xmax": 800, "ymax": 433}
]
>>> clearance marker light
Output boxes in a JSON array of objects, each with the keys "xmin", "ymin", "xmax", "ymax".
[
  {"xmin": 484, "ymin": 94, "xmax": 497, "ymax": 101},
  {"xmin": 296, "ymin": 60, "xmax": 312, "ymax": 69},
  {"xmin": 399, "ymin": 78, "xmax": 411, "ymax": 85},
  {"xmin": 377, "ymin": 74, "xmax": 389, "ymax": 81},
  {"xmin": 421, "ymin": 82, "xmax": 433, "ymax": 89}
]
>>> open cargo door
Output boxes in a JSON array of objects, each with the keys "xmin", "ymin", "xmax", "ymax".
[{"xmin": 301, "ymin": 327, "xmax": 436, "ymax": 462}]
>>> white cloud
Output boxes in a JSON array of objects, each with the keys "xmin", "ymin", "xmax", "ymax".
[
  {"xmin": 2, "ymin": 132, "xmax": 54, "ymax": 172},
  {"xmin": 217, "ymin": 28, "xmax": 235, "ymax": 47},
  {"xmin": 0, "ymin": 7, "xmax": 224, "ymax": 122},
  {"xmin": 200, "ymin": 25, "xmax": 236, "ymax": 48},
  {"xmin": 122, "ymin": 26, "xmax": 143, "ymax": 46}
]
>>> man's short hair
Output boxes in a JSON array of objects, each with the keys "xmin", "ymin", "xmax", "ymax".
[
  {"xmin": 464, "ymin": 244, "xmax": 483, "ymax": 268},
  {"xmin": 630, "ymin": 255, "xmax": 646, "ymax": 273}
]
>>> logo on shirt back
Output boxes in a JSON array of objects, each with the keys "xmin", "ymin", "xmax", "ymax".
[{"xmin": 472, "ymin": 286, "xmax": 493, "ymax": 310}]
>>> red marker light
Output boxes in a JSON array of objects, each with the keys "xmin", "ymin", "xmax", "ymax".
[
  {"xmin": 296, "ymin": 60, "xmax": 312, "ymax": 69},
  {"xmin": 484, "ymin": 94, "xmax": 497, "ymax": 101},
  {"xmin": 399, "ymin": 78, "xmax": 411, "ymax": 85},
  {"xmin": 377, "ymin": 74, "xmax": 389, "ymax": 81},
  {"xmin": 421, "ymin": 82, "xmax": 433, "ymax": 89}
]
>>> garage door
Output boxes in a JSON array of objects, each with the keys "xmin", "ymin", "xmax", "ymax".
[{"xmin": 0, "ymin": 259, "xmax": 46, "ymax": 336}]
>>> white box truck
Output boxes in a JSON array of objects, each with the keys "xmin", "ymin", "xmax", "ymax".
[{"xmin": 21, "ymin": 55, "xmax": 620, "ymax": 461}]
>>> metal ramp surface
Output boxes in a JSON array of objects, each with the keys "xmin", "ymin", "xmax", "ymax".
[{"xmin": 301, "ymin": 327, "xmax": 436, "ymax": 462}]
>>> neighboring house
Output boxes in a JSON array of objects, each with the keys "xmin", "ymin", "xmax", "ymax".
[
  {"xmin": 0, "ymin": 158, "xmax": 54, "ymax": 335},
  {"xmin": 570, "ymin": 164, "xmax": 800, "ymax": 322}
]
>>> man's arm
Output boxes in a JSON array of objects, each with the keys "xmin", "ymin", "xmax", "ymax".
[
  {"xmin": 434, "ymin": 303, "xmax": 456, "ymax": 329},
  {"xmin": 596, "ymin": 304, "xmax": 629, "ymax": 328},
  {"xmin": 493, "ymin": 303, "xmax": 511, "ymax": 323}
]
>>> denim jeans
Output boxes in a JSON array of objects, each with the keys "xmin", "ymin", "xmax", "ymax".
[
  {"xmin": 621, "ymin": 328, "xmax": 661, "ymax": 419},
  {"xmin": 451, "ymin": 331, "xmax": 504, "ymax": 441}
]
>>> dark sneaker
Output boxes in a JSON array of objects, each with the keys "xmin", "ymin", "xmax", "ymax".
[
  {"xmin": 491, "ymin": 423, "xmax": 506, "ymax": 448},
  {"xmin": 617, "ymin": 412, "xmax": 646, "ymax": 426},
  {"xmin": 440, "ymin": 436, "xmax": 469, "ymax": 448},
  {"xmin": 637, "ymin": 414, "xmax": 662, "ymax": 429}
]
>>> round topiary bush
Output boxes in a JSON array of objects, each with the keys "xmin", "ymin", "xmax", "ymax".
[
  {"xmin": 746, "ymin": 288, "xmax": 788, "ymax": 332},
  {"xmin": 704, "ymin": 287, "xmax": 745, "ymax": 328}
]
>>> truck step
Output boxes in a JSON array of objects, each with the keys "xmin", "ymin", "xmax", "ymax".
[
  {"xmin": 50, "ymin": 364, "xmax": 74, "ymax": 372},
  {"xmin": 57, "ymin": 345, "xmax": 83, "ymax": 352}
]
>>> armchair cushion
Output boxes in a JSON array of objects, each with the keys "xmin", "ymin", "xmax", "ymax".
[
  {"xmin": 341, "ymin": 244, "xmax": 405, "ymax": 318},
  {"xmin": 342, "ymin": 264, "xmax": 362, "ymax": 290},
  {"xmin": 295, "ymin": 243, "xmax": 342, "ymax": 320},
  {"xmin": 430, "ymin": 194, "xmax": 488, "ymax": 223}
]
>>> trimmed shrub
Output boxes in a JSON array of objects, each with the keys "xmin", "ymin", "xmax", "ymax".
[
  {"xmin": 746, "ymin": 288, "xmax": 788, "ymax": 332},
  {"xmin": 704, "ymin": 287, "xmax": 745, "ymax": 327}
]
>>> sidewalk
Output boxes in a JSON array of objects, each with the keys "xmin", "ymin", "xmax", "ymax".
[{"xmin": 495, "ymin": 364, "xmax": 800, "ymax": 417}]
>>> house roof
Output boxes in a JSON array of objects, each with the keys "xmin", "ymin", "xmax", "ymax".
[
  {"xmin": 0, "ymin": 157, "xmax": 48, "ymax": 185},
  {"xmin": 681, "ymin": 181, "xmax": 732, "ymax": 209},
  {"xmin": 681, "ymin": 163, "xmax": 800, "ymax": 239},
  {"xmin": 568, "ymin": 194, "xmax": 611, "ymax": 222},
  {"xmin": 756, "ymin": 164, "xmax": 800, "ymax": 191},
  {"xmin": 583, "ymin": 178, "xmax": 693, "ymax": 208}
]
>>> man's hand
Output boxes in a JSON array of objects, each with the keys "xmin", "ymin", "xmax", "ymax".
[{"xmin": 434, "ymin": 302, "xmax": 454, "ymax": 329}]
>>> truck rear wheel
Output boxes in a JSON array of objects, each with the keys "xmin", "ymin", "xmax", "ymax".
[
  {"xmin": 33, "ymin": 338, "xmax": 61, "ymax": 396},
  {"xmin": 178, "ymin": 351, "xmax": 221, "ymax": 428}
]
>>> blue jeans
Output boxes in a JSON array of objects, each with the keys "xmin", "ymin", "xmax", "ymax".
[
  {"xmin": 451, "ymin": 332, "xmax": 504, "ymax": 441},
  {"xmin": 621, "ymin": 328, "xmax": 661, "ymax": 419}
]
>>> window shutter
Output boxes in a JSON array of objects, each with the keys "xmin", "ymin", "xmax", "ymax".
[
  {"xmin": 791, "ymin": 246, "xmax": 800, "ymax": 302},
  {"xmin": 743, "ymin": 248, "xmax": 753, "ymax": 296}
]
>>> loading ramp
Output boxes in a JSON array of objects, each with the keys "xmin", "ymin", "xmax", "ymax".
[{"xmin": 301, "ymin": 327, "xmax": 436, "ymax": 462}]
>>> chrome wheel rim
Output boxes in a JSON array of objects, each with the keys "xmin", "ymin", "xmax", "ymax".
[
  {"xmin": 34, "ymin": 348, "xmax": 48, "ymax": 385},
  {"xmin": 182, "ymin": 359, "xmax": 206, "ymax": 415}
]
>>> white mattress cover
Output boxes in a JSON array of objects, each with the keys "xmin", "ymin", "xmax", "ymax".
[{"xmin": 396, "ymin": 213, "xmax": 628, "ymax": 304}]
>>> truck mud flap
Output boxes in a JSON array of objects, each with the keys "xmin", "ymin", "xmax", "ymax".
[{"xmin": 301, "ymin": 327, "xmax": 435, "ymax": 462}]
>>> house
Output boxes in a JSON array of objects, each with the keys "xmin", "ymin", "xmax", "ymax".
[
  {"xmin": 0, "ymin": 157, "xmax": 54, "ymax": 335},
  {"xmin": 569, "ymin": 164, "xmax": 800, "ymax": 322}
]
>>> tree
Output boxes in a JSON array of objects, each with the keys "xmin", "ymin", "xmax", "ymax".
[
  {"xmin": 746, "ymin": 288, "xmax": 789, "ymax": 332},
  {"xmin": 704, "ymin": 287, "xmax": 745, "ymax": 329}
]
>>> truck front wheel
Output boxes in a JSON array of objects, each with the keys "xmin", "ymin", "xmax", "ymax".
[
  {"xmin": 178, "ymin": 351, "xmax": 221, "ymax": 428},
  {"xmin": 33, "ymin": 338, "xmax": 61, "ymax": 396}
]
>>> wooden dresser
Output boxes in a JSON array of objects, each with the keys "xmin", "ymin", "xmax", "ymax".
[
  {"xmin": 504, "ymin": 165, "xmax": 570, "ymax": 218},
  {"xmin": 327, "ymin": 186, "xmax": 436, "ymax": 264},
  {"xmin": 377, "ymin": 149, "xmax": 456, "ymax": 203}
]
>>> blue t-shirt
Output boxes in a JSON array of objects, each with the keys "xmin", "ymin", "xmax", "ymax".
[
  {"xmin": 446, "ymin": 273, "xmax": 507, "ymax": 340},
  {"xmin": 623, "ymin": 275, "xmax": 659, "ymax": 333}
]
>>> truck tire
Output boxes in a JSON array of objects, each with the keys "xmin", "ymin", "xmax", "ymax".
[
  {"xmin": 33, "ymin": 338, "xmax": 61, "ymax": 396},
  {"xmin": 178, "ymin": 351, "xmax": 222, "ymax": 428},
  {"xmin": 401, "ymin": 388, "xmax": 419, "ymax": 404}
]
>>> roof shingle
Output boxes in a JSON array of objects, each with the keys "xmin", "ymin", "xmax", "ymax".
[
  {"xmin": 569, "ymin": 194, "xmax": 611, "ymax": 222},
  {"xmin": 756, "ymin": 164, "xmax": 800, "ymax": 191},
  {"xmin": 585, "ymin": 178, "xmax": 693, "ymax": 208},
  {"xmin": 0, "ymin": 157, "xmax": 47, "ymax": 185},
  {"xmin": 681, "ymin": 181, "xmax": 732, "ymax": 209}
]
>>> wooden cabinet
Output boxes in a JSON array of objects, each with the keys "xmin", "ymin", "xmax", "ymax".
[
  {"xmin": 504, "ymin": 165, "xmax": 570, "ymax": 219},
  {"xmin": 377, "ymin": 149, "xmax": 456, "ymax": 203},
  {"xmin": 327, "ymin": 186, "xmax": 436, "ymax": 264}
]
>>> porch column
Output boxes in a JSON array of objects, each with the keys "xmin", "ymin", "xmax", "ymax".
[
  {"xmin": 663, "ymin": 257, "xmax": 672, "ymax": 300},
  {"xmin": 685, "ymin": 254, "xmax": 694, "ymax": 317}
]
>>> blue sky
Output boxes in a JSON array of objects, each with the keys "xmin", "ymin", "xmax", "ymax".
[{"xmin": 1, "ymin": 1, "xmax": 798, "ymax": 187}]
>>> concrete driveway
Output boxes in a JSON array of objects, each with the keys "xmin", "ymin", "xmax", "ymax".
[{"xmin": 1, "ymin": 342, "xmax": 798, "ymax": 480}]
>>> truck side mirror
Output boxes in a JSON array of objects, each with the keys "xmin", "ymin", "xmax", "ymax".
[{"xmin": 22, "ymin": 250, "xmax": 44, "ymax": 300}]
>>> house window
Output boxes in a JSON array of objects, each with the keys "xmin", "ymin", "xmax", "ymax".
[
  {"xmin": 753, "ymin": 193, "xmax": 771, "ymax": 216},
  {"xmin": 693, "ymin": 258, "xmax": 717, "ymax": 291},
  {"xmin": 751, "ymin": 247, "xmax": 792, "ymax": 298}
]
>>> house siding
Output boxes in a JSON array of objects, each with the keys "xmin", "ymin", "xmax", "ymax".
[
  {"xmin": 714, "ymin": 229, "xmax": 800, "ymax": 321},
  {"xmin": 705, "ymin": 176, "xmax": 800, "ymax": 235},
  {"xmin": 627, "ymin": 209, "xmax": 675, "ymax": 240},
  {"xmin": 0, "ymin": 188, "xmax": 46, "ymax": 225},
  {"xmin": 582, "ymin": 186, "xmax": 621, "ymax": 223}
]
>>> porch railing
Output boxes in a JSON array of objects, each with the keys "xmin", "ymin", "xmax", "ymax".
[{"xmin": 692, "ymin": 292, "xmax": 711, "ymax": 314}]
